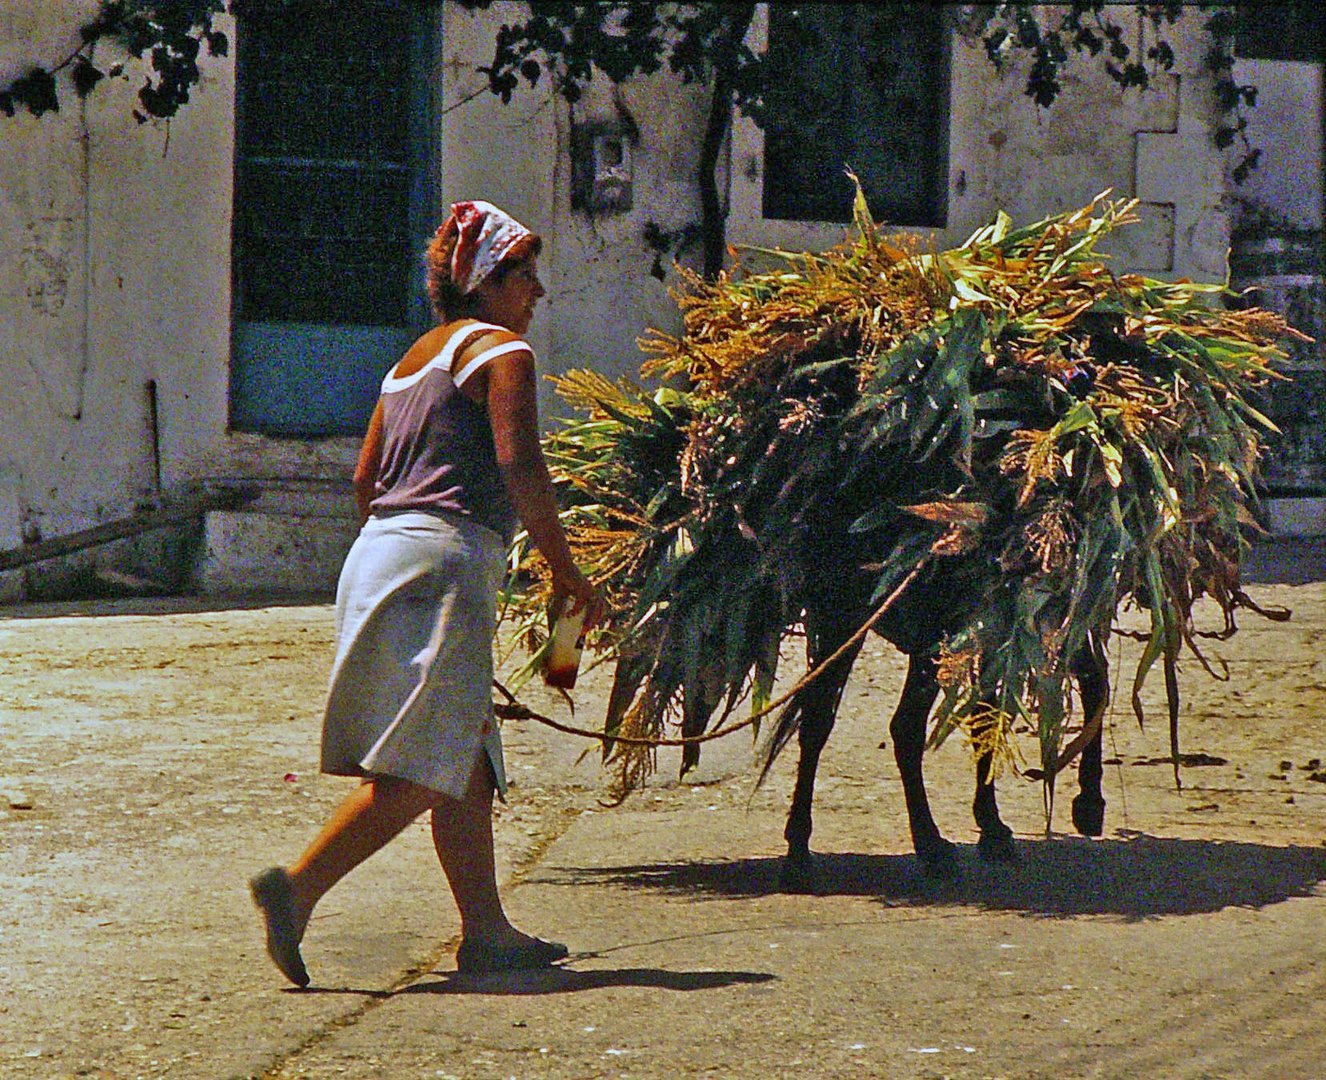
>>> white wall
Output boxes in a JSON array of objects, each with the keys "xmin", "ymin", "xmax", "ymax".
[
  {"xmin": 441, "ymin": 2, "xmax": 559, "ymax": 404},
  {"xmin": 1, "ymin": 1, "xmax": 159, "ymax": 549},
  {"xmin": 442, "ymin": 2, "xmax": 705, "ymax": 420}
]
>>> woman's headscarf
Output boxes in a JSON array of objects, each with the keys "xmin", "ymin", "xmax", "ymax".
[{"xmin": 441, "ymin": 200, "xmax": 535, "ymax": 295}]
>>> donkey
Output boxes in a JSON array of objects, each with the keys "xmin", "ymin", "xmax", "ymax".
[{"xmin": 758, "ymin": 524, "xmax": 1110, "ymax": 892}]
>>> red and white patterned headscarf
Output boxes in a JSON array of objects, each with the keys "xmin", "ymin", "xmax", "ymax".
[{"xmin": 441, "ymin": 200, "xmax": 535, "ymax": 295}]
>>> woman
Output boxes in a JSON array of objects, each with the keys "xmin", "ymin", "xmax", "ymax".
[{"xmin": 250, "ymin": 200, "xmax": 598, "ymax": 987}]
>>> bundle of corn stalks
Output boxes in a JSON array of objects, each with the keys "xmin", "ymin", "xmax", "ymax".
[{"xmin": 502, "ymin": 188, "xmax": 1305, "ymax": 798}]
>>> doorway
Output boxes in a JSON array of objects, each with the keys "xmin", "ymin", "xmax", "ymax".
[{"xmin": 230, "ymin": 1, "xmax": 439, "ymax": 437}]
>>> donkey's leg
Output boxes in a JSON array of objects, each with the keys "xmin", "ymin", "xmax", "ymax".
[
  {"xmin": 973, "ymin": 741, "xmax": 1018, "ymax": 862},
  {"xmin": 780, "ymin": 618, "xmax": 861, "ymax": 893},
  {"xmin": 890, "ymin": 655, "xmax": 956, "ymax": 875},
  {"xmin": 1070, "ymin": 644, "xmax": 1109, "ymax": 837}
]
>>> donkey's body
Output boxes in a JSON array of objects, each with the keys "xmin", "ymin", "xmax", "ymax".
[{"xmin": 764, "ymin": 538, "xmax": 1109, "ymax": 890}]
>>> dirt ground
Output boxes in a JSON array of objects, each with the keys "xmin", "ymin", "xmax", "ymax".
[{"xmin": 1, "ymin": 575, "xmax": 1325, "ymax": 1078}]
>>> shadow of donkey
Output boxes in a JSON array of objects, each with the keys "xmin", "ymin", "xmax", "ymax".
[{"xmin": 540, "ymin": 832, "xmax": 1326, "ymax": 921}]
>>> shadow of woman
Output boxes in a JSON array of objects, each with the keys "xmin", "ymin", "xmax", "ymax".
[
  {"xmin": 531, "ymin": 832, "xmax": 1326, "ymax": 920},
  {"xmin": 401, "ymin": 966, "xmax": 776, "ymax": 996}
]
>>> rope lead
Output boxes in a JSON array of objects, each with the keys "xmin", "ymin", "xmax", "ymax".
[{"xmin": 493, "ymin": 552, "xmax": 933, "ymax": 749}]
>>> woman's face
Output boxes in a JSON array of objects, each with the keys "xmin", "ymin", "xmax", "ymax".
[{"xmin": 474, "ymin": 256, "xmax": 545, "ymax": 335}]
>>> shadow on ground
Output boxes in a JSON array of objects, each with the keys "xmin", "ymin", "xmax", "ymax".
[
  {"xmin": 0, "ymin": 594, "xmax": 329, "ymax": 619},
  {"xmin": 535, "ymin": 832, "xmax": 1326, "ymax": 920},
  {"xmin": 399, "ymin": 966, "xmax": 776, "ymax": 996}
]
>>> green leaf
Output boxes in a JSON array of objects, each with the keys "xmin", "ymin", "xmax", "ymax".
[
  {"xmin": 849, "ymin": 502, "xmax": 900, "ymax": 535},
  {"xmin": 1130, "ymin": 549, "xmax": 1171, "ymax": 726},
  {"xmin": 1053, "ymin": 400, "xmax": 1099, "ymax": 437},
  {"xmin": 846, "ymin": 169, "xmax": 876, "ymax": 246},
  {"xmin": 868, "ymin": 533, "xmax": 934, "ymax": 605},
  {"xmin": 952, "ymin": 276, "xmax": 994, "ymax": 304}
]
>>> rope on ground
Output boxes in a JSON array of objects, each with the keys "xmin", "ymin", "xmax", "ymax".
[{"xmin": 493, "ymin": 551, "xmax": 934, "ymax": 749}]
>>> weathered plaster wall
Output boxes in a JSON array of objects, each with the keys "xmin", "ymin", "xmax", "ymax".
[
  {"xmin": 0, "ymin": 2, "xmax": 1270, "ymax": 594},
  {"xmin": 2, "ymin": 2, "xmax": 152, "ymax": 552},
  {"xmin": 81, "ymin": 28, "xmax": 238, "ymax": 496},
  {"xmin": 442, "ymin": 2, "xmax": 703, "ymax": 416},
  {"xmin": 539, "ymin": 70, "xmax": 711, "ymax": 413},
  {"xmin": 440, "ymin": 2, "xmax": 558, "ymax": 404},
  {"xmin": 1, "ymin": 3, "xmax": 369, "ymax": 574}
]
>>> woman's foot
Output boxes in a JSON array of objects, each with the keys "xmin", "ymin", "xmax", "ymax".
[
  {"xmin": 455, "ymin": 929, "xmax": 569, "ymax": 974},
  {"xmin": 249, "ymin": 867, "xmax": 311, "ymax": 988}
]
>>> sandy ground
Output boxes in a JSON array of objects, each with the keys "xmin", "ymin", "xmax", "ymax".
[{"xmin": 1, "ymin": 577, "xmax": 1324, "ymax": 1078}]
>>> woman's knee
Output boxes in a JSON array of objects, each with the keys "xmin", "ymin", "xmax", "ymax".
[
  {"xmin": 367, "ymin": 773, "xmax": 446, "ymax": 818},
  {"xmin": 431, "ymin": 764, "xmax": 495, "ymax": 822}
]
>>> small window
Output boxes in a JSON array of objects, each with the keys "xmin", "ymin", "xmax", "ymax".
[
  {"xmin": 1236, "ymin": 1, "xmax": 1323, "ymax": 62},
  {"xmin": 233, "ymin": 2, "xmax": 415, "ymax": 327},
  {"xmin": 762, "ymin": 3, "xmax": 949, "ymax": 226}
]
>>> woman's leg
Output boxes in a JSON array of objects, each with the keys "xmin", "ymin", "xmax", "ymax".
[
  {"xmin": 430, "ymin": 758, "xmax": 551, "ymax": 949},
  {"xmin": 429, "ymin": 759, "xmax": 515, "ymax": 943},
  {"xmin": 285, "ymin": 774, "xmax": 440, "ymax": 935}
]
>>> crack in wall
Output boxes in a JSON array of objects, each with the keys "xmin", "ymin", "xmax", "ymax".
[{"xmin": 17, "ymin": 100, "xmax": 92, "ymax": 424}]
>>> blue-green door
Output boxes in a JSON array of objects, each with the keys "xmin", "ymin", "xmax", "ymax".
[{"xmin": 231, "ymin": 2, "xmax": 438, "ymax": 437}]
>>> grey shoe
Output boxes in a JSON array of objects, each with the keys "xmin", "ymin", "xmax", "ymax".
[
  {"xmin": 455, "ymin": 936, "xmax": 569, "ymax": 975},
  {"xmin": 249, "ymin": 867, "xmax": 310, "ymax": 988}
]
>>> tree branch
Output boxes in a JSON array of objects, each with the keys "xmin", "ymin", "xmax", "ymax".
[{"xmin": 697, "ymin": 4, "xmax": 754, "ymax": 279}]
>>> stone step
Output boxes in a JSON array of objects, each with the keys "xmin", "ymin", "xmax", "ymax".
[
  {"xmin": 194, "ymin": 508, "xmax": 359, "ymax": 597},
  {"xmin": 202, "ymin": 477, "xmax": 356, "ymax": 519}
]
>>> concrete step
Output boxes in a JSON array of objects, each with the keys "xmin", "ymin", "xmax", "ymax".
[
  {"xmin": 1265, "ymin": 496, "xmax": 1326, "ymax": 538},
  {"xmin": 194, "ymin": 487, "xmax": 360, "ymax": 597}
]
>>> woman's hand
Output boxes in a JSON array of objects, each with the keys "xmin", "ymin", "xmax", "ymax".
[{"xmin": 550, "ymin": 562, "xmax": 604, "ymax": 628}]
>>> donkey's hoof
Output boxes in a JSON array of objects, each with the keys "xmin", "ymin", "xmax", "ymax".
[
  {"xmin": 779, "ymin": 854, "xmax": 821, "ymax": 894},
  {"xmin": 1071, "ymin": 794, "xmax": 1106, "ymax": 837},
  {"xmin": 977, "ymin": 828, "xmax": 1019, "ymax": 863},
  {"xmin": 916, "ymin": 838, "xmax": 960, "ymax": 879}
]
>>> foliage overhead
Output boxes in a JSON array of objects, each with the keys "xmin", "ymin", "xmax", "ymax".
[
  {"xmin": 503, "ymin": 188, "xmax": 1303, "ymax": 800},
  {"xmin": 4, "ymin": 4, "xmax": 1263, "ymax": 233},
  {"xmin": 458, "ymin": 2, "xmax": 1263, "ymax": 183},
  {"xmin": 0, "ymin": 1, "xmax": 231, "ymax": 123}
]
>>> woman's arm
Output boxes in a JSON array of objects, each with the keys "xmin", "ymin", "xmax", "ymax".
[
  {"xmin": 352, "ymin": 401, "xmax": 385, "ymax": 527},
  {"xmin": 483, "ymin": 349, "xmax": 597, "ymax": 617}
]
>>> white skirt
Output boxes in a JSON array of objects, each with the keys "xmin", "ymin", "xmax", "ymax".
[{"xmin": 320, "ymin": 511, "xmax": 507, "ymax": 799}]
